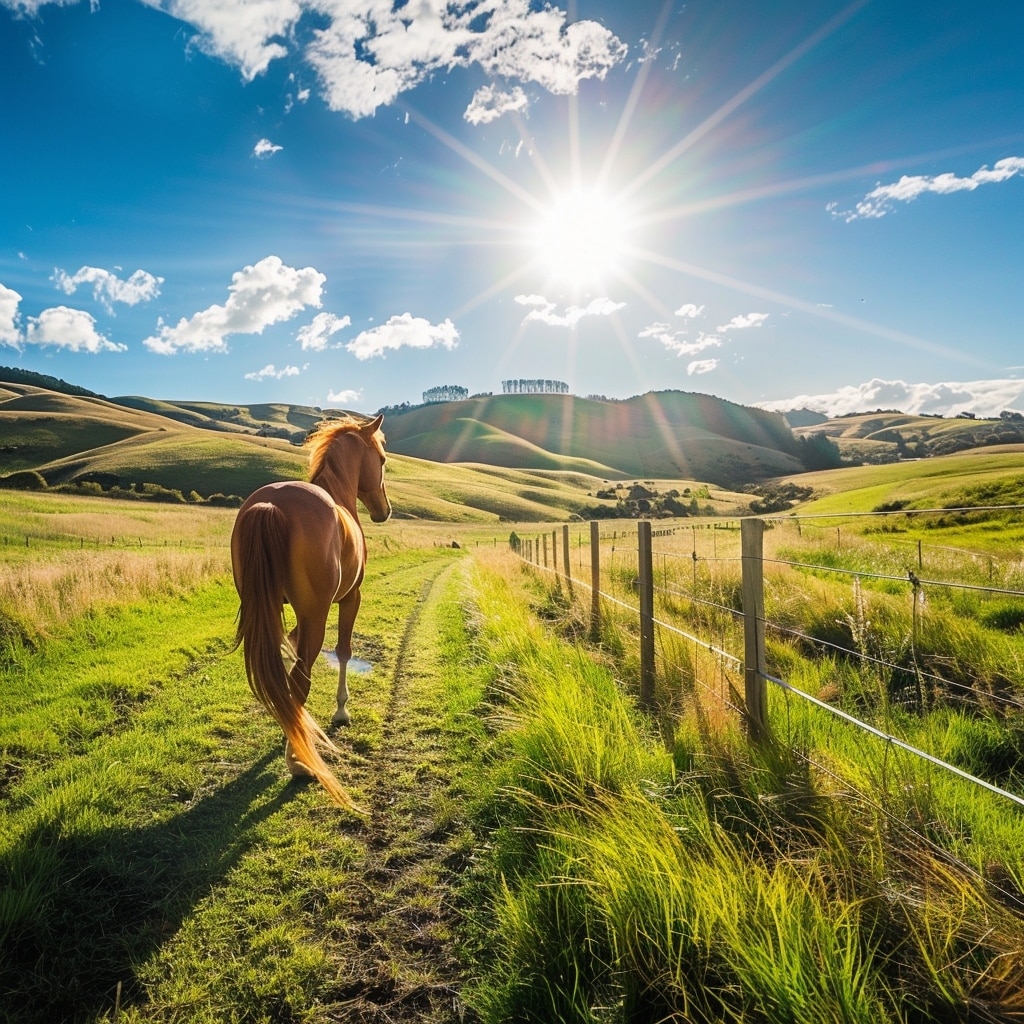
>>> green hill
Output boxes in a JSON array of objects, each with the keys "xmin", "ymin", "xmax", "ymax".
[
  {"xmin": 382, "ymin": 391, "xmax": 806, "ymax": 486},
  {"xmin": 781, "ymin": 445, "xmax": 1024, "ymax": 515},
  {"xmin": 792, "ymin": 411, "xmax": 1024, "ymax": 463},
  {"xmin": 0, "ymin": 379, "xmax": 624, "ymax": 521}
]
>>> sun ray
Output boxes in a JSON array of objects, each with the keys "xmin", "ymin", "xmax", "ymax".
[
  {"xmin": 631, "ymin": 136, "xmax": 1024, "ymax": 229},
  {"xmin": 597, "ymin": 0, "xmax": 676, "ymax": 192},
  {"xmin": 630, "ymin": 245, "xmax": 988, "ymax": 368},
  {"xmin": 618, "ymin": 0, "xmax": 870, "ymax": 203},
  {"xmin": 402, "ymin": 103, "xmax": 546, "ymax": 215}
]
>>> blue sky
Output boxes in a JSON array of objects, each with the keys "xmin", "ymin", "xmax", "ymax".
[{"xmin": 1, "ymin": 0, "xmax": 1022, "ymax": 418}]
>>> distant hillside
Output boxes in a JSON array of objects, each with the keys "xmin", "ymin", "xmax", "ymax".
[
  {"xmin": 381, "ymin": 391, "xmax": 810, "ymax": 486},
  {"xmin": 111, "ymin": 396, "xmax": 342, "ymax": 441},
  {"xmin": 0, "ymin": 364, "xmax": 105, "ymax": 400},
  {"xmin": 0, "ymin": 378, "xmax": 634, "ymax": 521},
  {"xmin": 781, "ymin": 407, "xmax": 829, "ymax": 428},
  {"xmin": 792, "ymin": 411, "xmax": 1024, "ymax": 463}
]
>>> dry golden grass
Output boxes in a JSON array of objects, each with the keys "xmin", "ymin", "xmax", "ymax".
[{"xmin": 0, "ymin": 547, "xmax": 230, "ymax": 637}]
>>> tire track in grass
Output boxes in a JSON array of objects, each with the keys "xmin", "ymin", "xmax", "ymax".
[{"xmin": 322, "ymin": 559, "xmax": 481, "ymax": 1024}]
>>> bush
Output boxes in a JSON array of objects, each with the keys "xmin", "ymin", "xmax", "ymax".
[{"xmin": 0, "ymin": 470, "xmax": 47, "ymax": 491}]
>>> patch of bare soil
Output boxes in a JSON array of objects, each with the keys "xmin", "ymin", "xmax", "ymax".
[{"xmin": 320, "ymin": 564, "xmax": 481, "ymax": 1023}]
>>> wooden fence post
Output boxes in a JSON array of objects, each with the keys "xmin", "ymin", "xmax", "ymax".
[
  {"xmin": 590, "ymin": 521, "xmax": 600, "ymax": 641},
  {"xmin": 562, "ymin": 525, "xmax": 571, "ymax": 594},
  {"xmin": 638, "ymin": 521, "xmax": 655, "ymax": 710},
  {"xmin": 741, "ymin": 518, "xmax": 769, "ymax": 741},
  {"xmin": 542, "ymin": 533, "xmax": 548, "ymax": 568},
  {"xmin": 552, "ymin": 529, "xmax": 559, "ymax": 581}
]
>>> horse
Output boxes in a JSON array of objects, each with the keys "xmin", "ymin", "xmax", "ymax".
[{"xmin": 230, "ymin": 414, "xmax": 391, "ymax": 810}]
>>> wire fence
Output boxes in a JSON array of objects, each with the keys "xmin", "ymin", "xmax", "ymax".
[{"xmin": 510, "ymin": 509, "xmax": 1024, "ymax": 811}]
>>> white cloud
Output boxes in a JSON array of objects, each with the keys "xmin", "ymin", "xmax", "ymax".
[
  {"xmin": 759, "ymin": 377, "xmax": 1024, "ymax": 420},
  {"xmin": 327, "ymin": 387, "xmax": 362, "ymax": 405},
  {"xmin": 52, "ymin": 265, "xmax": 163, "ymax": 313},
  {"xmin": 464, "ymin": 84, "xmax": 529, "ymax": 125},
  {"xmin": 687, "ymin": 358, "xmax": 718, "ymax": 376},
  {"xmin": 253, "ymin": 137, "xmax": 283, "ymax": 158},
  {"xmin": 244, "ymin": 363, "xmax": 300, "ymax": 381},
  {"xmin": 0, "ymin": 283, "xmax": 23, "ymax": 347},
  {"xmin": 147, "ymin": 0, "xmax": 301, "ymax": 81},
  {"xmin": 469, "ymin": 2, "xmax": 627, "ymax": 95},
  {"xmin": 143, "ymin": 255, "xmax": 325, "ymax": 355},
  {"xmin": 132, "ymin": 0, "xmax": 625, "ymax": 121},
  {"xmin": 346, "ymin": 313, "xmax": 459, "ymax": 360},
  {"xmin": 515, "ymin": 293, "xmax": 625, "ymax": 328},
  {"xmin": 717, "ymin": 312, "xmax": 769, "ymax": 332},
  {"xmin": 24, "ymin": 306, "xmax": 126, "ymax": 353},
  {"xmin": 674, "ymin": 303, "xmax": 705, "ymax": 318},
  {"xmin": 639, "ymin": 322, "xmax": 721, "ymax": 358},
  {"xmin": 835, "ymin": 156, "xmax": 1024, "ymax": 221},
  {"xmin": 297, "ymin": 311, "xmax": 351, "ymax": 351}
]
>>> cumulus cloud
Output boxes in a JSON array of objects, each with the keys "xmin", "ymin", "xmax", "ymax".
[
  {"xmin": 516, "ymin": 293, "xmax": 625, "ymax": 328},
  {"xmin": 759, "ymin": 377, "xmax": 1024, "ymax": 420},
  {"xmin": 144, "ymin": 0, "xmax": 299, "ymax": 81},
  {"xmin": 244, "ymin": 363, "xmax": 300, "ymax": 381},
  {"xmin": 717, "ymin": 312, "xmax": 769, "ymax": 332},
  {"xmin": 24, "ymin": 306, "xmax": 126, "ymax": 353},
  {"xmin": 143, "ymin": 255, "xmax": 325, "ymax": 355},
  {"xmin": 253, "ymin": 137, "xmax": 283, "ymax": 158},
  {"xmin": 464, "ymin": 84, "xmax": 529, "ymax": 125},
  {"xmin": 346, "ymin": 313, "xmax": 459, "ymax": 360},
  {"xmin": 639, "ymin": 322, "xmax": 721, "ymax": 358},
  {"xmin": 0, "ymin": 283, "xmax": 23, "ymax": 347},
  {"xmin": 297, "ymin": 311, "xmax": 351, "ymax": 351},
  {"xmin": 687, "ymin": 358, "xmax": 718, "ymax": 376},
  {"xmin": 674, "ymin": 303, "xmax": 704, "ymax": 318},
  {"xmin": 53, "ymin": 265, "xmax": 163, "ymax": 313},
  {"xmin": 834, "ymin": 156, "xmax": 1024, "ymax": 222},
  {"xmin": 126, "ymin": 0, "xmax": 625, "ymax": 121},
  {"xmin": 327, "ymin": 387, "xmax": 362, "ymax": 405}
]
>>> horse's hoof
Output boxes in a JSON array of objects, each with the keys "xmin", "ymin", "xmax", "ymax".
[{"xmin": 331, "ymin": 711, "xmax": 351, "ymax": 728}]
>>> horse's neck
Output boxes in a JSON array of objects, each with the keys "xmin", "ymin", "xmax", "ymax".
[{"xmin": 314, "ymin": 465, "xmax": 360, "ymax": 517}]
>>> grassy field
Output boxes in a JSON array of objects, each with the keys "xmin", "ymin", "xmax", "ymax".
[
  {"xmin": 6, "ymin": 447, "xmax": 1024, "ymax": 1022},
  {"xmin": 467, "ymin": 527, "xmax": 1024, "ymax": 1022},
  {"xmin": 0, "ymin": 498, "xmax": 496, "ymax": 1023}
]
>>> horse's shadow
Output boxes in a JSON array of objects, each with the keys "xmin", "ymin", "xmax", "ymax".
[{"xmin": 1, "ymin": 751, "xmax": 299, "ymax": 1023}]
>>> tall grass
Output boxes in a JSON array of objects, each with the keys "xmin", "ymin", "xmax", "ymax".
[{"xmin": 462, "ymin": 548, "xmax": 1024, "ymax": 1023}]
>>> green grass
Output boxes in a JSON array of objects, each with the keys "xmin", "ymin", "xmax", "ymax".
[
  {"xmin": 457, "ymin": 546, "xmax": 1024, "ymax": 1023},
  {"xmin": 0, "ymin": 512, "xmax": 485, "ymax": 1023}
]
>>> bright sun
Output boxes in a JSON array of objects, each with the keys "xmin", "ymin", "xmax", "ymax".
[{"xmin": 534, "ymin": 188, "xmax": 628, "ymax": 289}]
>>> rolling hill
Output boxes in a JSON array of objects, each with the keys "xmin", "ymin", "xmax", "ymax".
[
  {"xmin": 379, "ymin": 391, "xmax": 808, "ymax": 485},
  {"xmin": 0, "ymin": 379, "xmax": 633, "ymax": 522},
  {"xmin": 791, "ymin": 410, "xmax": 1024, "ymax": 463}
]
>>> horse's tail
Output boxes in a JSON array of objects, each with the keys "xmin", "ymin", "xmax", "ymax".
[{"xmin": 233, "ymin": 502, "xmax": 362, "ymax": 812}]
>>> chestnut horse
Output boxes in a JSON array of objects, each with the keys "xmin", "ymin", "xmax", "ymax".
[{"xmin": 230, "ymin": 414, "xmax": 391, "ymax": 809}]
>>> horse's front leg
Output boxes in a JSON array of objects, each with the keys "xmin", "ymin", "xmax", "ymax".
[{"xmin": 332, "ymin": 588, "xmax": 361, "ymax": 727}]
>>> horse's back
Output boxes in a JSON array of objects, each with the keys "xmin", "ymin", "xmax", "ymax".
[{"xmin": 232, "ymin": 480, "xmax": 362, "ymax": 607}]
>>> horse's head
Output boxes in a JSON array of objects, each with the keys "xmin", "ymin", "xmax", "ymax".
[{"xmin": 357, "ymin": 414, "xmax": 392, "ymax": 523}]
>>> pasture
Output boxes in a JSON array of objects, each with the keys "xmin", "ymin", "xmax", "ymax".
[{"xmin": 5, "ymin": 451, "xmax": 1024, "ymax": 1021}]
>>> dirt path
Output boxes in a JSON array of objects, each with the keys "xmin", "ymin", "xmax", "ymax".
[{"xmin": 321, "ymin": 560, "xmax": 481, "ymax": 1023}]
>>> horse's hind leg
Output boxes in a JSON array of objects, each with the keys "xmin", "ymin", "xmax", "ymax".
[
  {"xmin": 283, "ymin": 609, "xmax": 328, "ymax": 777},
  {"xmin": 332, "ymin": 588, "xmax": 361, "ymax": 727}
]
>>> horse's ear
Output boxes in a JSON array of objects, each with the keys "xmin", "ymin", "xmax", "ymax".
[{"xmin": 364, "ymin": 414, "xmax": 384, "ymax": 434}]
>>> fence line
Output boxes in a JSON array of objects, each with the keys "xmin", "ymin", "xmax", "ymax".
[{"xmin": 511, "ymin": 513, "xmax": 1024, "ymax": 812}]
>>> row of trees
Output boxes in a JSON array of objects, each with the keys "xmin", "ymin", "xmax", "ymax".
[
  {"xmin": 501, "ymin": 379, "xmax": 570, "ymax": 394},
  {"xmin": 422, "ymin": 384, "xmax": 469, "ymax": 404}
]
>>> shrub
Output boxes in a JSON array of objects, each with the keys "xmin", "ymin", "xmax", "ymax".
[{"xmin": 0, "ymin": 470, "xmax": 47, "ymax": 491}]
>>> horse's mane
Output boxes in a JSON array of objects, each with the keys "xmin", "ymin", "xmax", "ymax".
[{"xmin": 306, "ymin": 416, "xmax": 383, "ymax": 483}]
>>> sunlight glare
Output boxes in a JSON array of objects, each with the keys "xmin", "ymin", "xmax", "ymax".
[{"xmin": 534, "ymin": 188, "xmax": 628, "ymax": 288}]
